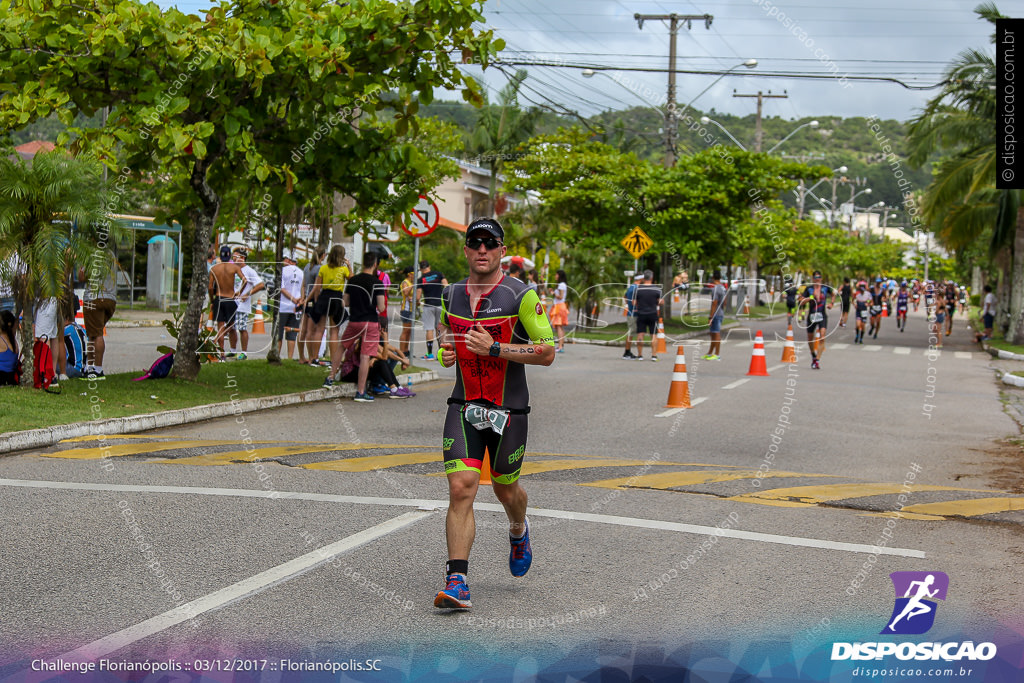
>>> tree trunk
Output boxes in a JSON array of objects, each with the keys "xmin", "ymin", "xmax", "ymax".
[
  {"xmin": 171, "ymin": 159, "xmax": 220, "ymax": 381},
  {"xmin": 1008, "ymin": 207, "xmax": 1024, "ymax": 344},
  {"xmin": 266, "ymin": 207, "xmax": 286, "ymax": 364}
]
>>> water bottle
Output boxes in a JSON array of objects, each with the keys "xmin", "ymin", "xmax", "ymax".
[{"xmin": 407, "ymin": 375, "xmax": 413, "ymax": 390}]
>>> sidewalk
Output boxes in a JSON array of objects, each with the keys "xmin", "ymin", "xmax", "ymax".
[{"xmin": 108, "ymin": 305, "xmax": 174, "ymax": 328}]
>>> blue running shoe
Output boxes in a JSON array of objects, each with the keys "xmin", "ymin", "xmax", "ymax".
[
  {"xmin": 509, "ymin": 518, "xmax": 532, "ymax": 577},
  {"xmin": 434, "ymin": 573, "xmax": 472, "ymax": 609}
]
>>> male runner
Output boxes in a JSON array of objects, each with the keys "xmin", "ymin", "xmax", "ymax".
[
  {"xmin": 895, "ymin": 282, "xmax": 910, "ymax": 332},
  {"xmin": 208, "ymin": 245, "xmax": 244, "ymax": 358},
  {"xmin": 944, "ymin": 281, "xmax": 958, "ymax": 336},
  {"xmin": 704, "ymin": 271, "xmax": 726, "ymax": 360},
  {"xmin": 434, "ymin": 218, "xmax": 555, "ymax": 610},
  {"xmin": 799, "ymin": 270, "xmax": 836, "ymax": 369},
  {"xmin": 839, "ymin": 277, "xmax": 852, "ymax": 328},
  {"xmin": 869, "ymin": 278, "xmax": 886, "ymax": 339}
]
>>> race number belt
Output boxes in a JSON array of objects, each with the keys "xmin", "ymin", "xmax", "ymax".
[
  {"xmin": 462, "ymin": 402, "xmax": 510, "ymax": 435},
  {"xmin": 860, "ymin": 310, "xmax": 870, "ymax": 320},
  {"xmin": 809, "ymin": 312, "xmax": 823, "ymax": 324}
]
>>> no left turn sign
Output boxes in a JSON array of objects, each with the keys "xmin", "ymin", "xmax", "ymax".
[{"xmin": 401, "ymin": 195, "xmax": 440, "ymax": 238}]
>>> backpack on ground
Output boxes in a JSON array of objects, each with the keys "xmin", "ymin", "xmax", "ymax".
[
  {"xmin": 33, "ymin": 337, "xmax": 59, "ymax": 392},
  {"xmin": 64, "ymin": 322, "xmax": 86, "ymax": 378},
  {"xmin": 134, "ymin": 352, "xmax": 174, "ymax": 381}
]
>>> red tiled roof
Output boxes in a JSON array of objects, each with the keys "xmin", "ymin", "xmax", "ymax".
[{"xmin": 14, "ymin": 140, "xmax": 56, "ymax": 158}]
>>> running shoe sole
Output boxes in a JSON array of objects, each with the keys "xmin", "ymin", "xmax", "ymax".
[{"xmin": 433, "ymin": 592, "xmax": 472, "ymax": 609}]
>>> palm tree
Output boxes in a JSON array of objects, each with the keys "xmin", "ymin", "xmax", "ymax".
[
  {"xmin": 0, "ymin": 150, "xmax": 111, "ymax": 386},
  {"xmin": 907, "ymin": 3, "xmax": 1024, "ymax": 342},
  {"xmin": 467, "ymin": 69, "xmax": 542, "ymax": 218}
]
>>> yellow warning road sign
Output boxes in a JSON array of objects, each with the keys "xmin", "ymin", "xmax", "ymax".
[{"xmin": 621, "ymin": 226, "xmax": 653, "ymax": 259}]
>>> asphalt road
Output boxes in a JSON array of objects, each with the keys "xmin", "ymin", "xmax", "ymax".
[{"xmin": 2, "ymin": 305, "xmax": 1023, "ymax": 681}]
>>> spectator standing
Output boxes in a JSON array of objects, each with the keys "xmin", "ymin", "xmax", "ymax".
[
  {"xmin": 228, "ymin": 249, "xmax": 265, "ymax": 359},
  {"xmin": 416, "ymin": 260, "xmax": 447, "ymax": 360},
  {"xmin": 80, "ymin": 249, "xmax": 118, "ymax": 379},
  {"xmin": 298, "ymin": 246, "xmax": 326, "ymax": 365},
  {"xmin": 548, "ymin": 269, "xmax": 569, "ymax": 353},
  {"xmin": 632, "ymin": 270, "xmax": 663, "ymax": 362},
  {"xmin": 338, "ymin": 253, "xmax": 385, "ymax": 401},
  {"xmin": 276, "ymin": 252, "xmax": 304, "ymax": 360},
  {"xmin": 398, "ymin": 266, "xmax": 415, "ymax": 358},
  {"xmin": 0, "ymin": 309, "xmax": 18, "ymax": 385},
  {"xmin": 308, "ymin": 245, "xmax": 351, "ymax": 380},
  {"xmin": 622, "ymin": 273, "xmax": 643, "ymax": 360},
  {"xmin": 977, "ymin": 284, "xmax": 996, "ymax": 342},
  {"xmin": 704, "ymin": 271, "xmax": 726, "ymax": 360},
  {"xmin": 208, "ymin": 245, "xmax": 244, "ymax": 358}
]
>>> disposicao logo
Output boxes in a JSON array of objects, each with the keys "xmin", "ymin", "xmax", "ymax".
[
  {"xmin": 831, "ymin": 571, "xmax": 997, "ymax": 663},
  {"xmin": 882, "ymin": 571, "xmax": 948, "ymax": 635}
]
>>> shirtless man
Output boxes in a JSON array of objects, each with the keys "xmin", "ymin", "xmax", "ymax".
[{"xmin": 209, "ymin": 245, "xmax": 244, "ymax": 358}]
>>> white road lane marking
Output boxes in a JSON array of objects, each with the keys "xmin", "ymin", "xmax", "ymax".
[
  {"xmin": 894, "ymin": 347, "xmax": 911, "ymax": 355},
  {"xmin": 0, "ymin": 479, "xmax": 927, "ymax": 559},
  {"xmin": 56, "ymin": 510, "xmax": 431, "ymax": 660},
  {"xmin": 722, "ymin": 378, "xmax": 750, "ymax": 390},
  {"xmin": 954, "ymin": 351, "xmax": 973, "ymax": 359},
  {"xmin": 655, "ymin": 397, "xmax": 708, "ymax": 417}
]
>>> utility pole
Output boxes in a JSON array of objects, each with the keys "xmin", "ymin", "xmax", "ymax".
[
  {"xmin": 732, "ymin": 90, "xmax": 787, "ymax": 151},
  {"xmin": 635, "ymin": 12, "xmax": 712, "ymax": 167}
]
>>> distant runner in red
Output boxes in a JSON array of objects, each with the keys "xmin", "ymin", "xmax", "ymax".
[{"xmin": 432, "ymin": 218, "xmax": 555, "ymax": 610}]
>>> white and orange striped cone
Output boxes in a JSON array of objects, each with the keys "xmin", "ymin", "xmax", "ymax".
[
  {"xmin": 781, "ymin": 323, "xmax": 797, "ymax": 363},
  {"xmin": 665, "ymin": 346, "xmax": 691, "ymax": 409},
  {"xmin": 813, "ymin": 329, "xmax": 821, "ymax": 356},
  {"xmin": 742, "ymin": 297, "xmax": 750, "ymax": 315},
  {"xmin": 747, "ymin": 330, "xmax": 770, "ymax": 376},
  {"xmin": 74, "ymin": 307, "xmax": 85, "ymax": 327},
  {"xmin": 253, "ymin": 304, "xmax": 266, "ymax": 334},
  {"xmin": 673, "ymin": 290, "xmax": 680, "ymax": 303},
  {"xmin": 655, "ymin": 317, "xmax": 668, "ymax": 355}
]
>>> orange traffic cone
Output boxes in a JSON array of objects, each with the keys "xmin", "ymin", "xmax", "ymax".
[
  {"xmin": 655, "ymin": 318, "xmax": 668, "ymax": 355},
  {"xmin": 882, "ymin": 304, "xmax": 888, "ymax": 318},
  {"xmin": 479, "ymin": 448, "xmax": 492, "ymax": 486},
  {"xmin": 742, "ymin": 297, "xmax": 751, "ymax": 315},
  {"xmin": 747, "ymin": 330, "xmax": 770, "ymax": 376},
  {"xmin": 813, "ymin": 329, "xmax": 821, "ymax": 356},
  {"xmin": 673, "ymin": 289, "xmax": 680, "ymax": 303},
  {"xmin": 781, "ymin": 323, "xmax": 797, "ymax": 363},
  {"xmin": 253, "ymin": 304, "xmax": 266, "ymax": 334},
  {"xmin": 665, "ymin": 345, "xmax": 691, "ymax": 408},
  {"xmin": 75, "ymin": 306, "xmax": 85, "ymax": 327}
]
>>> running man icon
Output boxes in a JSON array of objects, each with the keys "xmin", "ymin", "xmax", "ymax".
[{"xmin": 882, "ymin": 571, "xmax": 949, "ymax": 635}]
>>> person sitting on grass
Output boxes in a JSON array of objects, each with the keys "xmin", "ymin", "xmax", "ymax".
[
  {"xmin": 0, "ymin": 310, "xmax": 19, "ymax": 386},
  {"xmin": 337, "ymin": 338, "xmax": 415, "ymax": 399}
]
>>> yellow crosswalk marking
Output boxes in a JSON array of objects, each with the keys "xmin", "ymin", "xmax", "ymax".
[
  {"xmin": 150, "ymin": 443, "xmax": 410, "ymax": 466},
  {"xmin": 728, "ymin": 483, "xmax": 987, "ymax": 506},
  {"xmin": 521, "ymin": 458, "xmax": 671, "ymax": 476},
  {"xmin": 302, "ymin": 452, "xmax": 441, "ymax": 472},
  {"xmin": 897, "ymin": 497, "xmax": 1024, "ymax": 518},
  {"xmin": 581, "ymin": 469, "xmax": 835, "ymax": 490}
]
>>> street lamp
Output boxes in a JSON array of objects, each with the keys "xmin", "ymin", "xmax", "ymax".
[
  {"xmin": 678, "ymin": 59, "xmax": 757, "ymax": 117},
  {"xmin": 581, "ymin": 68, "xmax": 663, "ymax": 109},
  {"xmin": 700, "ymin": 116, "xmax": 819, "ymax": 155},
  {"xmin": 700, "ymin": 115, "xmax": 748, "ymax": 150},
  {"xmin": 766, "ymin": 120, "xmax": 819, "ymax": 154}
]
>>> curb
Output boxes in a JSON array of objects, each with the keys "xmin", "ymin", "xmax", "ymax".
[
  {"xmin": 107, "ymin": 319, "xmax": 168, "ymax": 328},
  {"xmin": 1001, "ymin": 372, "xmax": 1024, "ymax": 388},
  {"xmin": 0, "ymin": 370, "xmax": 439, "ymax": 456}
]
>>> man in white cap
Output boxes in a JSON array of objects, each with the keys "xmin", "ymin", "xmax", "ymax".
[{"xmin": 276, "ymin": 251, "xmax": 304, "ymax": 360}]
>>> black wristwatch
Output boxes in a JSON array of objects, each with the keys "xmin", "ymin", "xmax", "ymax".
[{"xmin": 489, "ymin": 341, "xmax": 501, "ymax": 357}]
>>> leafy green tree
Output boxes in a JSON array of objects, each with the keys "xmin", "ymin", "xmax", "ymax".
[
  {"xmin": 0, "ymin": 0, "xmax": 500, "ymax": 379},
  {"xmin": 0, "ymin": 151, "xmax": 112, "ymax": 386},
  {"xmin": 466, "ymin": 69, "xmax": 542, "ymax": 217},
  {"xmin": 907, "ymin": 3, "xmax": 1023, "ymax": 342}
]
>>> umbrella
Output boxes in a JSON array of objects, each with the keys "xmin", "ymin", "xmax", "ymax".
[{"xmin": 500, "ymin": 255, "xmax": 535, "ymax": 269}]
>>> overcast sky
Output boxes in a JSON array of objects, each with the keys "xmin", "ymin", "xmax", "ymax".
[{"xmin": 164, "ymin": 0, "xmax": 1017, "ymax": 122}]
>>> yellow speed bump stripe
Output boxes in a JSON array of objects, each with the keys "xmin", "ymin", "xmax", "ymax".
[
  {"xmin": 727, "ymin": 483, "xmax": 987, "ymax": 507},
  {"xmin": 896, "ymin": 497, "xmax": 1024, "ymax": 518},
  {"xmin": 302, "ymin": 452, "xmax": 440, "ymax": 472},
  {"xmin": 581, "ymin": 469, "xmax": 835, "ymax": 491},
  {"xmin": 151, "ymin": 443, "xmax": 409, "ymax": 467},
  {"xmin": 40, "ymin": 440, "xmax": 257, "ymax": 459}
]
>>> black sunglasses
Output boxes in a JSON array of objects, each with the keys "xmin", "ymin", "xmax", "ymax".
[{"xmin": 466, "ymin": 237, "xmax": 503, "ymax": 250}]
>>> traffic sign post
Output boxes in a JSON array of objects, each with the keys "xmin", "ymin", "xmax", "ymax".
[
  {"xmin": 621, "ymin": 226, "xmax": 653, "ymax": 260},
  {"xmin": 400, "ymin": 195, "xmax": 440, "ymax": 238},
  {"xmin": 400, "ymin": 195, "xmax": 440, "ymax": 358}
]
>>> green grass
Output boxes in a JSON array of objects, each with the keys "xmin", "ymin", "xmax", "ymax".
[
  {"xmin": 987, "ymin": 338, "xmax": 1024, "ymax": 356},
  {"xmin": 0, "ymin": 359, "xmax": 426, "ymax": 434}
]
